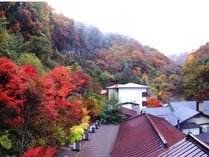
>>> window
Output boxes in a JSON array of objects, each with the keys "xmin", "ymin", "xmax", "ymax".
[
  {"xmin": 142, "ymin": 101, "xmax": 147, "ymax": 106},
  {"xmin": 142, "ymin": 92, "xmax": 148, "ymax": 97}
]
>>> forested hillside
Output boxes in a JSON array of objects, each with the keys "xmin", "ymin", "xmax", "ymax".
[
  {"xmin": 183, "ymin": 43, "xmax": 209, "ymax": 100},
  {"xmin": 1, "ymin": 1, "xmax": 208, "ymax": 156},
  {"xmin": 0, "ymin": 2, "xmax": 182, "ymax": 103}
]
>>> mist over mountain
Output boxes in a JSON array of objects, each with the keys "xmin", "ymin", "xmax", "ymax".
[
  {"xmin": 168, "ymin": 52, "xmax": 189, "ymax": 65},
  {"xmin": 0, "ymin": 2, "xmax": 186, "ymax": 103}
]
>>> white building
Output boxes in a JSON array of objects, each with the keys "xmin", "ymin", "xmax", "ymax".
[{"xmin": 106, "ymin": 83, "xmax": 149, "ymax": 111}]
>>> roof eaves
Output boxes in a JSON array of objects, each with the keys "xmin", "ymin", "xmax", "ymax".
[
  {"xmin": 145, "ymin": 112, "xmax": 168, "ymax": 148},
  {"xmin": 179, "ymin": 112, "xmax": 200, "ymax": 124},
  {"xmin": 171, "ymin": 109, "xmax": 199, "ymax": 125},
  {"xmin": 199, "ymin": 112, "xmax": 209, "ymax": 118}
]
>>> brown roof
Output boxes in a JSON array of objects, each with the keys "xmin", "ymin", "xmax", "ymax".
[
  {"xmin": 121, "ymin": 107, "xmax": 137, "ymax": 117},
  {"xmin": 160, "ymin": 133, "xmax": 209, "ymax": 156},
  {"xmin": 111, "ymin": 113, "xmax": 185, "ymax": 157}
]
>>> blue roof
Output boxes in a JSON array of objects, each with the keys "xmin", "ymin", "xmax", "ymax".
[
  {"xmin": 171, "ymin": 106, "xmax": 199, "ymax": 125},
  {"xmin": 143, "ymin": 106, "xmax": 199, "ymax": 126},
  {"xmin": 142, "ymin": 107, "xmax": 171, "ymax": 117},
  {"xmin": 170, "ymin": 101, "xmax": 197, "ymax": 111}
]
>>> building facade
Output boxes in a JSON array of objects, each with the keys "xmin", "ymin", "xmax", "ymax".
[{"xmin": 106, "ymin": 83, "xmax": 149, "ymax": 111}]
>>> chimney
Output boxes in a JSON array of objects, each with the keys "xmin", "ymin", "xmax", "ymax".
[
  {"xmin": 196, "ymin": 101, "xmax": 204, "ymax": 112},
  {"xmin": 177, "ymin": 119, "xmax": 180, "ymax": 129}
]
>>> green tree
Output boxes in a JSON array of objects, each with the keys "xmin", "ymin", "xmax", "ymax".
[
  {"xmin": 0, "ymin": 18, "xmax": 23, "ymax": 60},
  {"xmin": 99, "ymin": 71, "xmax": 115, "ymax": 87},
  {"xmin": 27, "ymin": 35, "xmax": 53, "ymax": 64},
  {"xmin": 0, "ymin": 130, "xmax": 12, "ymax": 150},
  {"xmin": 100, "ymin": 97, "xmax": 126, "ymax": 124},
  {"xmin": 17, "ymin": 53, "xmax": 45, "ymax": 73}
]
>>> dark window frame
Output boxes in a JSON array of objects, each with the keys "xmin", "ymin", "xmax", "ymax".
[
  {"xmin": 142, "ymin": 101, "xmax": 147, "ymax": 106},
  {"xmin": 142, "ymin": 92, "xmax": 148, "ymax": 97}
]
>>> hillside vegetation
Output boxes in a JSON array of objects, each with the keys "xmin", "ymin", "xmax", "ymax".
[
  {"xmin": 183, "ymin": 43, "xmax": 209, "ymax": 100},
  {"xmin": 1, "ymin": 2, "xmax": 209, "ymax": 156},
  {"xmin": 0, "ymin": 2, "xmax": 182, "ymax": 103}
]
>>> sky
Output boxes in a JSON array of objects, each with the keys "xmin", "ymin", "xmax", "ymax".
[{"xmin": 46, "ymin": 0, "xmax": 209, "ymax": 56}]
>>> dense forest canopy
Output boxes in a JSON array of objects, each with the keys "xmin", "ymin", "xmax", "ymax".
[
  {"xmin": 0, "ymin": 2, "xmax": 184, "ymax": 103},
  {"xmin": 183, "ymin": 43, "xmax": 209, "ymax": 100},
  {"xmin": 1, "ymin": 2, "xmax": 209, "ymax": 102},
  {"xmin": 1, "ymin": 1, "xmax": 209, "ymax": 156}
]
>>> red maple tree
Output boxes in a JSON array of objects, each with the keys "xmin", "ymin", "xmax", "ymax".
[{"xmin": 147, "ymin": 97, "xmax": 163, "ymax": 108}]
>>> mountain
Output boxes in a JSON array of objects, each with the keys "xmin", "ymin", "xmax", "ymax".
[
  {"xmin": 0, "ymin": 2, "xmax": 182, "ymax": 103},
  {"xmin": 183, "ymin": 43, "xmax": 209, "ymax": 100},
  {"xmin": 168, "ymin": 52, "xmax": 189, "ymax": 65}
]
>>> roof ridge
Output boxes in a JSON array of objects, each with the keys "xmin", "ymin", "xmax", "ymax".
[
  {"xmin": 120, "ymin": 113, "xmax": 142, "ymax": 122},
  {"xmin": 145, "ymin": 112, "xmax": 168, "ymax": 147},
  {"xmin": 187, "ymin": 133, "xmax": 209, "ymax": 154}
]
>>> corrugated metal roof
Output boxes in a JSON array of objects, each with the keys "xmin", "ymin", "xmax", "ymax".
[
  {"xmin": 170, "ymin": 100, "xmax": 209, "ymax": 117},
  {"xmin": 111, "ymin": 113, "xmax": 185, "ymax": 157},
  {"xmin": 77, "ymin": 125, "xmax": 119, "ymax": 157},
  {"xmin": 143, "ymin": 106, "xmax": 199, "ymax": 126},
  {"xmin": 143, "ymin": 107, "xmax": 172, "ymax": 117},
  {"xmin": 56, "ymin": 125, "xmax": 119, "ymax": 157},
  {"xmin": 160, "ymin": 133, "xmax": 209, "ymax": 156},
  {"xmin": 106, "ymin": 83, "xmax": 149, "ymax": 89},
  {"xmin": 196, "ymin": 132, "xmax": 209, "ymax": 145},
  {"xmin": 170, "ymin": 101, "xmax": 197, "ymax": 111},
  {"xmin": 121, "ymin": 107, "xmax": 137, "ymax": 117},
  {"xmin": 171, "ymin": 106, "xmax": 199, "ymax": 125}
]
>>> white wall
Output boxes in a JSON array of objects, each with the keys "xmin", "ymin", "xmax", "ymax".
[
  {"xmin": 182, "ymin": 128, "xmax": 200, "ymax": 135},
  {"xmin": 122, "ymin": 104, "xmax": 132, "ymax": 109},
  {"xmin": 186, "ymin": 116, "xmax": 209, "ymax": 133},
  {"xmin": 186, "ymin": 115, "xmax": 209, "ymax": 124},
  {"xmin": 201, "ymin": 124, "xmax": 209, "ymax": 133},
  {"xmin": 118, "ymin": 88, "xmax": 147, "ymax": 103},
  {"xmin": 118, "ymin": 88, "xmax": 147, "ymax": 111},
  {"xmin": 108, "ymin": 87, "xmax": 148, "ymax": 111}
]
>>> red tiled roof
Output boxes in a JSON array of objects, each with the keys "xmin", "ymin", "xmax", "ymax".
[
  {"xmin": 111, "ymin": 113, "xmax": 185, "ymax": 157},
  {"xmin": 121, "ymin": 107, "xmax": 137, "ymax": 117}
]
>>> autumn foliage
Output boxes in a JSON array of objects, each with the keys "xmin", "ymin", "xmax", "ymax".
[
  {"xmin": 183, "ymin": 43, "xmax": 209, "ymax": 100},
  {"xmin": 0, "ymin": 57, "xmax": 101, "ymax": 156},
  {"xmin": 23, "ymin": 146, "xmax": 57, "ymax": 157},
  {"xmin": 0, "ymin": 1, "xmax": 189, "ymax": 155},
  {"xmin": 147, "ymin": 97, "xmax": 163, "ymax": 108},
  {"xmin": 0, "ymin": 57, "xmax": 25, "ymax": 128}
]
